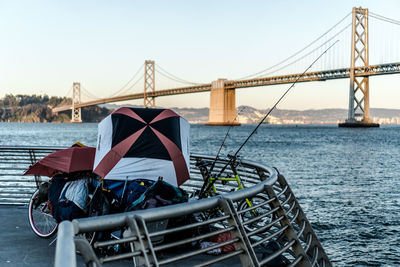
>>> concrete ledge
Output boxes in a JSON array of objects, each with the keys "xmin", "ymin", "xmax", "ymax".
[{"xmin": 338, "ymin": 121, "xmax": 380, "ymax": 128}]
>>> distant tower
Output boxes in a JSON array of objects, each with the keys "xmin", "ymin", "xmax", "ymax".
[
  {"xmin": 71, "ymin": 82, "xmax": 82, "ymax": 123},
  {"xmin": 144, "ymin": 60, "xmax": 155, "ymax": 108},
  {"xmin": 340, "ymin": 7, "xmax": 379, "ymax": 127}
]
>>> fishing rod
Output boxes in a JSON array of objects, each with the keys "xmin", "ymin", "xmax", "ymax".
[
  {"xmin": 197, "ymin": 106, "xmax": 246, "ymax": 198},
  {"xmin": 212, "ymin": 40, "xmax": 340, "ymax": 179},
  {"xmin": 208, "ymin": 106, "xmax": 247, "ymax": 173}
]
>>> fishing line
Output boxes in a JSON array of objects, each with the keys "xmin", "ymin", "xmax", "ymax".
[
  {"xmin": 214, "ymin": 40, "xmax": 339, "ymax": 179},
  {"xmin": 208, "ymin": 106, "xmax": 247, "ymax": 174},
  {"xmin": 197, "ymin": 106, "xmax": 247, "ymax": 198}
]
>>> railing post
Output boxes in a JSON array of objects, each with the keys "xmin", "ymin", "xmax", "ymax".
[
  {"xmin": 74, "ymin": 237, "xmax": 102, "ymax": 267},
  {"xmin": 264, "ymin": 184, "xmax": 311, "ymax": 267},
  {"xmin": 28, "ymin": 149, "xmax": 42, "ymax": 188},
  {"xmin": 125, "ymin": 215, "xmax": 158, "ymax": 267},
  {"xmin": 219, "ymin": 198, "xmax": 257, "ymax": 267},
  {"xmin": 55, "ymin": 221, "xmax": 77, "ymax": 267},
  {"xmin": 275, "ymin": 174, "xmax": 332, "ymax": 267}
]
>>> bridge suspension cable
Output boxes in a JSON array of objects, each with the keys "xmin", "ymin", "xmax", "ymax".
[
  {"xmin": 53, "ymin": 85, "xmax": 73, "ymax": 109},
  {"xmin": 74, "ymin": 64, "xmax": 146, "ymax": 102},
  {"xmin": 252, "ymin": 23, "xmax": 350, "ymax": 78},
  {"xmin": 369, "ymin": 11, "xmax": 400, "ymax": 65},
  {"xmin": 370, "ymin": 12, "xmax": 400, "ymax": 26},
  {"xmin": 115, "ymin": 73, "xmax": 145, "ymax": 96},
  {"xmin": 155, "ymin": 63, "xmax": 202, "ymax": 85},
  {"xmin": 81, "ymin": 85, "xmax": 102, "ymax": 101},
  {"xmin": 236, "ymin": 11, "xmax": 352, "ymax": 80},
  {"xmin": 64, "ymin": 85, "xmax": 73, "ymax": 100},
  {"xmin": 107, "ymin": 63, "xmax": 145, "ymax": 98}
]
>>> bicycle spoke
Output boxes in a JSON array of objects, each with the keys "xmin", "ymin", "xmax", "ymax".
[{"xmin": 29, "ymin": 190, "xmax": 58, "ymax": 238}]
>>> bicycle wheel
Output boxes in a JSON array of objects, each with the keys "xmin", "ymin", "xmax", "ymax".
[
  {"xmin": 238, "ymin": 195, "xmax": 273, "ymax": 232},
  {"xmin": 28, "ymin": 189, "xmax": 58, "ymax": 238}
]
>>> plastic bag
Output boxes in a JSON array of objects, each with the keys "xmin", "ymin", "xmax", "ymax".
[{"xmin": 209, "ymin": 231, "xmax": 236, "ymax": 253}]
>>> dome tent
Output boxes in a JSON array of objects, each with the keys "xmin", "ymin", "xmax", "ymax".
[{"xmin": 93, "ymin": 107, "xmax": 190, "ymax": 186}]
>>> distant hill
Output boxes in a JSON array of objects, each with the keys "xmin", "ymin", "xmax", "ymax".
[
  {"xmin": 1, "ymin": 94, "xmax": 399, "ymax": 124},
  {"xmin": 0, "ymin": 94, "xmax": 110, "ymax": 122},
  {"xmin": 102, "ymin": 104, "xmax": 400, "ymax": 125},
  {"xmin": 244, "ymin": 107, "xmax": 400, "ymax": 124},
  {"xmin": 100, "ymin": 104, "xmax": 210, "ymax": 123}
]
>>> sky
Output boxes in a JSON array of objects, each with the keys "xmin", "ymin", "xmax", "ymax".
[{"xmin": 1, "ymin": 0, "xmax": 400, "ymax": 110}]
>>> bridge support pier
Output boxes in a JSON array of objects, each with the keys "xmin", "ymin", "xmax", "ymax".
[
  {"xmin": 71, "ymin": 82, "xmax": 82, "ymax": 123},
  {"xmin": 339, "ymin": 7, "xmax": 379, "ymax": 128},
  {"xmin": 144, "ymin": 60, "xmax": 155, "ymax": 108},
  {"xmin": 206, "ymin": 79, "xmax": 240, "ymax": 126}
]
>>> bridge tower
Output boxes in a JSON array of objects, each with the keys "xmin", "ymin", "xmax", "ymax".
[
  {"xmin": 339, "ymin": 7, "xmax": 379, "ymax": 127},
  {"xmin": 71, "ymin": 82, "xmax": 82, "ymax": 123},
  {"xmin": 144, "ymin": 60, "xmax": 155, "ymax": 108},
  {"xmin": 206, "ymin": 79, "xmax": 240, "ymax": 126}
]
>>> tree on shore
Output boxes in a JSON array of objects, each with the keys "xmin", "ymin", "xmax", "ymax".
[{"xmin": 0, "ymin": 94, "xmax": 111, "ymax": 122}]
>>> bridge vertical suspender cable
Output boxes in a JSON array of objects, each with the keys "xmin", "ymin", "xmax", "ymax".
[
  {"xmin": 236, "ymin": 12, "xmax": 351, "ymax": 80},
  {"xmin": 232, "ymin": 41, "xmax": 339, "ymax": 159}
]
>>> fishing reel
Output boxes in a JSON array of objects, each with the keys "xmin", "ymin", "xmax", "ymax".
[{"xmin": 227, "ymin": 154, "xmax": 241, "ymax": 168}]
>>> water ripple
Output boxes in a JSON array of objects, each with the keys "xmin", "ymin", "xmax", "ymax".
[{"xmin": 1, "ymin": 123, "xmax": 400, "ymax": 265}]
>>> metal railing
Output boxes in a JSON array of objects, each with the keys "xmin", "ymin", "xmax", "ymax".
[
  {"xmin": 0, "ymin": 146, "xmax": 61, "ymax": 205},
  {"xmin": 0, "ymin": 146, "xmax": 331, "ymax": 266},
  {"xmin": 56, "ymin": 154, "xmax": 332, "ymax": 267}
]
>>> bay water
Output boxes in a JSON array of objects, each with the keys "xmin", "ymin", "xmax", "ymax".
[{"xmin": 1, "ymin": 122, "xmax": 399, "ymax": 266}]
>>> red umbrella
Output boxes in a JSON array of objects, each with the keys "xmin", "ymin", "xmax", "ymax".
[{"xmin": 24, "ymin": 146, "xmax": 96, "ymax": 177}]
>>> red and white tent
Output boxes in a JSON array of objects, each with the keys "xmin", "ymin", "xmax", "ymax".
[{"xmin": 93, "ymin": 107, "xmax": 190, "ymax": 186}]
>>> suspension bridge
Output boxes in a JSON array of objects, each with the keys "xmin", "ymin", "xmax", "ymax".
[{"xmin": 52, "ymin": 7, "xmax": 400, "ymax": 127}]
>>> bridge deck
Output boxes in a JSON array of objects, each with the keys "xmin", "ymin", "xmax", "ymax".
[{"xmin": 52, "ymin": 62, "xmax": 400, "ymax": 113}]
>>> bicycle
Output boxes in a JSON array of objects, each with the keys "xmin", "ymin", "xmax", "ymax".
[
  {"xmin": 28, "ymin": 184, "xmax": 58, "ymax": 238},
  {"xmin": 28, "ymin": 175, "xmax": 106, "ymax": 242},
  {"xmin": 195, "ymin": 155, "xmax": 274, "ymax": 232}
]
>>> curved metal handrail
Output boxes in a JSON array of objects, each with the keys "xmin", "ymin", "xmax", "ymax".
[
  {"xmin": 58, "ymin": 154, "xmax": 331, "ymax": 267},
  {"xmin": 0, "ymin": 146, "xmax": 331, "ymax": 267}
]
